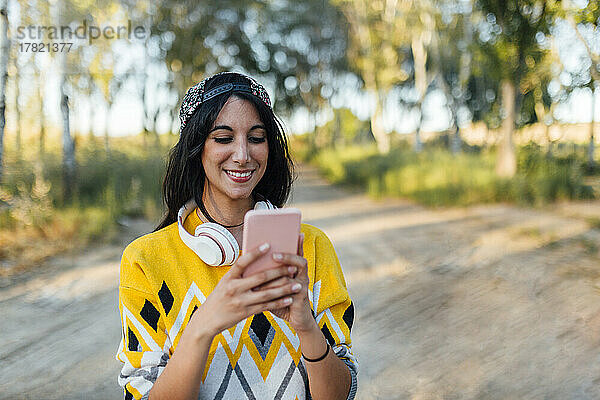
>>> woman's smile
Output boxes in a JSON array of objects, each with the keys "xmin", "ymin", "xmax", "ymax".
[{"xmin": 224, "ymin": 169, "xmax": 255, "ymax": 182}]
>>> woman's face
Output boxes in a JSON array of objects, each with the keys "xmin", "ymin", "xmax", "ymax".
[{"xmin": 201, "ymin": 96, "xmax": 268, "ymax": 203}]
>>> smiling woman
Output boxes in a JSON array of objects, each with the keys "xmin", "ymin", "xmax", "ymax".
[
  {"xmin": 201, "ymin": 96, "xmax": 269, "ymax": 227},
  {"xmin": 162, "ymin": 72, "xmax": 293, "ymax": 230},
  {"xmin": 115, "ymin": 72, "xmax": 358, "ymax": 400}
]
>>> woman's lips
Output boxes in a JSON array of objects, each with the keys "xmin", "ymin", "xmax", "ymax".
[{"xmin": 225, "ymin": 169, "xmax": 254, "ymax": 183}]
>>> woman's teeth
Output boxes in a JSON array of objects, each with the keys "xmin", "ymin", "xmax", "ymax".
[{"xmin": 226, "ymin": 170, "xmax": 252, "ymax": 178}]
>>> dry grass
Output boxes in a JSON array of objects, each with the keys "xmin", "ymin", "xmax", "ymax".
[{"xmin": 0, "ymin": 134, "xmax": 169, "ymax": 277}]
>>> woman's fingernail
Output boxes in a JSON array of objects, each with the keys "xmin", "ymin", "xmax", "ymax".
[
  {"xmin": 259, "ymin": 243, "xmax": 270, "ymax": 252},
  {"xmin": 292, "ymin": 283, "xmax": 302, "ymax": 292},
  {"xmin": 273, "ymin": 253, "xmax": 283, "ymax": 260},
  {"xmin": 284, "ymin": 297, "xmax": 293, "ymax": 305},
  {"xmin": 288, "ymin": 266, "xmax": 297, "ymax": 274}
]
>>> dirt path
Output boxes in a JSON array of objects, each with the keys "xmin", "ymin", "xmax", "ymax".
[
  {"xmin": 2, "ymin": 166, "xmax": 600, "ymax": 399},
  {"xmin": 0, "ymin": 218, "xmax": 154, "ymax": 400}
]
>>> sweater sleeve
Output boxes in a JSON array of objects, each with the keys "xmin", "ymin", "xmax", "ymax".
[
  {"xmin": 309, "ymin": 229, "xmax": 358, "ymax": 400},
  {"xmin": 115, "ymin": 245, "xmax": 171, "ymax": 400}
]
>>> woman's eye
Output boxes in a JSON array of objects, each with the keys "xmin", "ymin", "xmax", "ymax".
[
  {"xmin": 214, "ymin": 137, "xmax": 233, "ymax": 144},
  {"xmin": 249, "ymin": 136, "xmax": 266, "ymax": 144}
]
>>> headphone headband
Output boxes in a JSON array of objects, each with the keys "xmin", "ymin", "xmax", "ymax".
[{"xmin": 179, "ymin": 72, "xmax": 272, "ymax": 131}]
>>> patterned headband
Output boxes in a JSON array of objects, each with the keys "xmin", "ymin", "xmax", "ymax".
[{"xmin": 178, "ymin": 72, "xmax": 272, "ymax": 131}]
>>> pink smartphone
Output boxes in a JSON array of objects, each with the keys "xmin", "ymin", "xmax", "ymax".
[{"xmin": 241, "ymin": 208, "xmax": 301, "ymax": 278}]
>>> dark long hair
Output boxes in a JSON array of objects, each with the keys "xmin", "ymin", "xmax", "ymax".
[{"xmin": 154, "ymin": 72, "xmax": 295, "ymax": 231}]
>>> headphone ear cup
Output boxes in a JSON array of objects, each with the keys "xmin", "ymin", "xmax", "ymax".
[
  {"xmin": 254, "ymin": 200, "xmax": 275, "ymax": 210},
  {"xmin": 194, "ymin": 223, "xmax": 240, "ymax": 266},
  {"xmin": 186, "ymin": 235, "xmax": 225, "ymax": 266}
]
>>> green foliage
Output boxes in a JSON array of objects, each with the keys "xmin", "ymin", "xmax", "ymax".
[
  {"xmin": 513, "ymin": 143, "xmax": 595, "ymax": 203},
  {"xmin": 311, "ymin": 143, "xmax": 595, "ymax": 207},
  {"xmin": 150, "ymin": 0, "xmax": 348, "ymax": 116},
  {"xmin": 332, "ymin": 0, "xmax": 411, "ymax": 88},
  {"xmin": 0, "ymin": 138, "xmax": 167, "ymax": 241},
  {"xmin": 289, "ymin": 134, "xmax": 313, "ymax": 162},
  {"xmin": 314, "ymin": 144, "xmax": 381, "ymax": 184},
  {"xmin": 471, "ymin": 0, "xmax": 561, "ymax": 129},
  {"xmin": 316, "ymin": 108, "xmax": 373, "ymax": 149}
]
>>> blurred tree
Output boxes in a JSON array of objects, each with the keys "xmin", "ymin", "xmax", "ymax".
[
  {"xmin": 88, "ymin": 60, "xmax": 122, "ymax": 154},
  {"xmin": 80, "ymin": 7, "xmax": 127, "ymax": 154},
  {"xmin": 0, "ymin": 0, "xmax": 7, "ymax": 181},
  {"xmin": 320, "ymin": 107, "xmax": 370, "ymax": 148},
  {"xmin": 334, "ymin": 0, "xmax": 410, "ymax": 153},
  {"xmin": 73, "ymin": 70, "xmax": 96, "ymax": 143},
  {"xmin": 405, "ymin": 1, "xmax": 439, "ymax": 153},
  {"xmin": 50, "ymin": 0, "xmax": 76, "ymax": 202},
  {"xmin": 35, "ymin": 62, "xmax": 46, "ymax": 156},
  {"xmin": 48, "ymin": 0, "xmax": 106, "ymax": 201},
  {"xmin": 11, "ymin": 51, "xmax": 19, "ymax": 157},
  {"xmin": 432, "ymin": 0, "xmax": 474, "ymax": 155},
  {"xmin": 520, "ymin": 33, "xmax": 566, "ymax": 156},
  {"xmin": 473, "ymin": 0, "xmax": 559, "ymax": 177},
  {"xmin": 21, "ymin": 0, "xmax": 52, "ymax": 157},
  {"xmin": 123, "ymin": 0, "xmax": 164, "ymax": 145},
  {"xmin": 146, "ymin": 0, "xmax": 347, "ymax": 141},
  {"xmin": 562, "ymin": 0, "xmax": 599, "ymax": 168},
  {"xmin": 266, "ymin": 0, "xmax": 348, "ymax": 151},
  {"xmin": 51, "ymin": 0, "xmax": 134, "ymax": 181}
]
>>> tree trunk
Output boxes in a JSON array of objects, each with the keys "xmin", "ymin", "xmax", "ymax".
[
  {"xmin": 308, "ymin": 110, "xmax": 317, "ymax": 153},
  {"xmin": 371, "ymin": 99, "xmax": 390, "ymax": 154},
  {"xmin": 588, "ymin": 85, "xmax": 596, "ymax": 169},
  {"xmin": 453, "ymin": 8, "xmax": 472, "ymax": 155},
  {"xmin": 38, "ymin": 67, "xmax": 46, "ymax": 157},
  {"xmin": 0, "ymin": 0, "xmax": 8, "ymax": 181},
  {"xmin": 168, "ymin": 105, "xmax": 177, "ymax": 135},
  {"xmin": 85, "ymin": 73, "xmax": 94, "ymax": 143},
  {"xmin": 104, "ymin": 104, "xmax": 110, "ymax": 156},
  {"xmin": 414, "ymin": 103, "xmax": 424, "ymax": 153},
  {"xmin": 141, "ymin": 48, "xmax": 157, "ymax": 147},
  {"xmin": 435, "ymin": 68, "xmax": 461, "ymax": 154},
  {"xmin": 34, "ymin": 68, "xmax": 45, "ymax": 178},
  {"xmin": 344, "ymin": 0, "xmax": 390, "ymax": 154},
  {"xmin": 142, "ymin": 80, "xmax": 150, "ymax": 145},
  {"xmin": 52, "ymin": 0, "xmax": 76, "ymax": 203},
  {"xmin": 153, "ymin": 106, "xmax": 161, "ymax": 148},
  {"xmin": 332, "ymin": 109, "xmax": 342, "ymax": 148},
  {"xmin": 412, "ymin": 33, "xmax": 428, "ymax": 154},
  {"xmin": 14, "ymin": 59, "xmax": 20, "ymax": 157},
  {"xmin": 496, "ymin": 79, "xmax": 517, "ymax": 178},
  {"xmin": 87, "ymin": 92, "xmax": 95, "ymax": 142},
  {"xmin": 451, "ymin": 124, "xmax": 461, "ymax": 155},
  {"xmin": 61, "ymin": 91, "xmax": 76, "ymax": 203}
]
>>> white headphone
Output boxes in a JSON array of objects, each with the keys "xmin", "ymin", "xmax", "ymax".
[{"xmin": 177, "ymin": 198, "xmax": 275, "ymax": 266}]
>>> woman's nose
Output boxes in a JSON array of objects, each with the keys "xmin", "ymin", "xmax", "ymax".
[{"xmin": 231, "ymin": 138, "xmax": 250, "ymax": 164}]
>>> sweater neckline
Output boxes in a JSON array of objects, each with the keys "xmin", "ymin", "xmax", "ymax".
[{"xmin": 181, "ymin": 205, "xmax": 203, "ymax": 235}]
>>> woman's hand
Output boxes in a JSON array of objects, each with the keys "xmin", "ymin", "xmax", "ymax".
[
  {"xmin": 189, "ymin": 243, "xmax": 303, "ymax": 338},
  {"xmin": 267, "ymin": 234, "xmax": 317, "ymax": 333}
]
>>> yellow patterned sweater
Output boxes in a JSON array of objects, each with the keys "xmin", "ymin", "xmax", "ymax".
[{"xmin": 115, "ymin": 207, "xmax": 358, "ymax": 400}]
